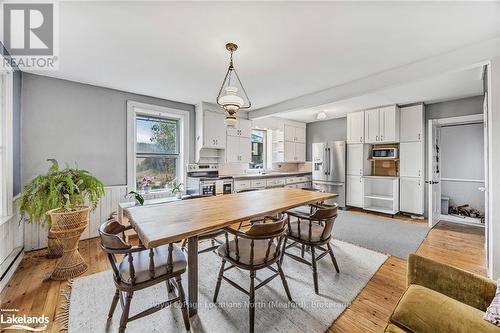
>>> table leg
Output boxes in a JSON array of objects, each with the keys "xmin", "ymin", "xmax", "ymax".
[{"xmin": 187, "ymin": 235, "xmax": 198, "ymax": 317}]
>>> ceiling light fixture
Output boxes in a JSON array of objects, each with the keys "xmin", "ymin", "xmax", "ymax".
[
  {"xmin": 316, "ymin": 111, "xmax": 327, "ymax": 120},
  {"xmin": 217, "ymin": 43, "xmax": 251, "ymax": 127}
]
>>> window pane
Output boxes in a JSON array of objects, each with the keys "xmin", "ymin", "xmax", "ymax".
[
  {"xmin": 250, "ymin": 129, "xmax": 265, "ymax": 169},
  {"xmin": 136, "ymin": 156, "xmax": 177, "ymax": 190},
  {"xmin": 136, "ymin": 116, "xmax": 178, "ymax": 154}
]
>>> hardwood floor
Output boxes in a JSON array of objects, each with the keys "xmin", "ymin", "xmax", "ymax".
[{"xmin": 0, "ymin": 214, "xmax": 486, "ymax": 333}]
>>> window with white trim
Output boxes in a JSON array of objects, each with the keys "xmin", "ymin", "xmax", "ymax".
[
  {"xmin": 135, "ymin": 115, "xmax": 180, "ymax": 190},
  {"xmin": 127, "ymin": 101, "xmax": 189, "ymax": 194},
  {"xmin": 0, "ymin": 62, "xmax": 13, "ymax": 218}
]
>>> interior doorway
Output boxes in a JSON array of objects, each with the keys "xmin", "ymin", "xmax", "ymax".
[{"xmin": 427, "ymin": 113, "xmax": 486, "ymax": 228}]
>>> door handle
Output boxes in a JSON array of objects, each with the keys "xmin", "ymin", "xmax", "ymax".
[{"xmin": 425, "ymin": 181, "xmax": 439, "ymax": 184}]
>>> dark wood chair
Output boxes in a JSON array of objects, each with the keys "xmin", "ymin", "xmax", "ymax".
[
  {"xmin": 99, "ymin": 219, "xmax": 190, "ymax": 333},
  {"xmin": 180, "ymin": 194, "xmax": 225, "ymax": 253},
  {"xmin": 213, "ymin": 214, "xmax": 292, "ymax": 333},
  {"xmin": 281, "ymin": 203, "xmax": 340, "ymax": 294}
]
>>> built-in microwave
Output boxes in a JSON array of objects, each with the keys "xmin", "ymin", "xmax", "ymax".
[{"xmin": 372, "ymin": 147, "xmax": 398, "ymax": 159}]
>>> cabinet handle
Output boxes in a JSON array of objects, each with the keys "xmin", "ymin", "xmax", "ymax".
[
  {"xmin": 418, "ymin": 133, "xmax": 421, "ymax": 141},
  {"xmin": 418, "ymin": 170, "xmax": 421, "ymax": 177},
  {"xmin": 376, "ymin": 135, "xmax": 379, "ymax": 141},
  {"xmin": 360, "ymin": 169, "xmax": 362, "ymax": 175},
  {"xmin": 359, "ymin": 177, "xmax": 362, "ymax": 183},
  {"xmin": 360, "ymin": 137, "xmax": 362, "ymax": 142},
  {"xmin": 380, "ymin": 135, "xmax": 383, "ymax": 141}
]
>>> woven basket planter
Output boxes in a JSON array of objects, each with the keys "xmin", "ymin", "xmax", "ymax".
[{"xmin": 47, "ymin": 206, "xmax": 89, "ymax": 280}]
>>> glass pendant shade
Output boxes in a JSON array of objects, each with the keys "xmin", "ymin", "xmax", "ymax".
[
  {"xmin": 216, "ymin": 43, "xmax": 251, "ymax": 126},
  {"xmin": 218, "ymin": 86, "xmax": 244, "ymax": 112}
]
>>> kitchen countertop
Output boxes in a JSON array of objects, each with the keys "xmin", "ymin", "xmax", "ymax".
[{"xmin": 227, "ymin": 171, "xmax": 312, "ymax": 180}]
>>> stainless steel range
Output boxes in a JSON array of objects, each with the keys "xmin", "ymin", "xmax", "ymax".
[{"xmin": 186, "ymin": 164, "xmax": 233, "ymax": 196}]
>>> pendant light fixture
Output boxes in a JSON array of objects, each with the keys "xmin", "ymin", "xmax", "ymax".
[{"xmin": 216, "ymin": 43, "xmax": 251, "ymax": 127}]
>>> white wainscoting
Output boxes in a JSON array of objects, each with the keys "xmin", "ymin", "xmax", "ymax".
[
  {"xmin": 0, "ymin": 197, "xmax": 24, "ymax": 289},
  {"xmin": 24, "ymin": 185, "xmax": 129, "ymax": 251}
]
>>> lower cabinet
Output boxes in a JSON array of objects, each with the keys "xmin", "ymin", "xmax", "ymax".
[
  {"xmin": 346, "ymin": 175, "xmax": 364, "ymax": 208},
  {"xmin": 400, "ymin": 177, "xmax": 424, "ymax": 215}
]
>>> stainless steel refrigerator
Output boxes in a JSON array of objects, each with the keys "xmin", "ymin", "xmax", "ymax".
[{"xmin": 312, "ymin": 141, "xmax": 346, "ymax": 208}]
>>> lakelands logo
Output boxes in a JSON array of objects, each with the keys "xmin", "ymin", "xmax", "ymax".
[
  {"xmin": 1, "ymin": 1, "xmax": 59, "ymax": 70},
  {"xmin": 0, "ymin": 309, "xmax": 49, "ymax": 332}
]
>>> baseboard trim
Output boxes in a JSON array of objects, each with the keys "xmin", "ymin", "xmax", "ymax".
[{"xmin": 0, "ymin": 247, "xmax": 24, "ymax": 292}]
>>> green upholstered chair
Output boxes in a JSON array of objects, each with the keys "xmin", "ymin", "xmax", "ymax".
[{"xmin": 385, "ymin": 254, "xmax": 500, "ymax": 333}]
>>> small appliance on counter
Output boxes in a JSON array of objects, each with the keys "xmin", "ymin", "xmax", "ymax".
[
  {"xmin": 312, "ymin": 141, "xmax": 346, "ymax": 208},
  {"xmin": 186, "ymin": 164, "xmax": 233, "ymax": 196}
]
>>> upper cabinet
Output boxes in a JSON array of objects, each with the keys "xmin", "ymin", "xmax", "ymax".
[
  {"xmin": 284, "ymin": 124, "xmax": 306, "ymax": 143},
  {"xmin": 379, "ymin": 105, "xmax": 399, "ymax": 143},
  {"xmin": 270, "ymin": 119, "xmax": 307, "ymax": 163},
  {"xmin": 400, "ymin": 104, "xmax": 424, "ymax": 142},
  {"xmin": 227, "ymin": 118, "xmax": 252, "ymax": 138},
  {"xmin": 364, "ymin": 109, "xmax": 380, "ymax": 143},
  {"xmin": 347, "ymin": 111, "xmax": 364, "ymax": 144},
  {"xmin": 226, "ymin": 135, "xmax": 251, "ymax": 163},
  {"xmin": 203, "ymin": 111, "xmax": 227, "ymax": 148},
  {"xmin": 364, "ymin": 105, "xmax": 399, "ymax": 144}
]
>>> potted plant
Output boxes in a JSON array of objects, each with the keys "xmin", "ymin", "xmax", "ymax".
[
  {"xmin": 19, "ymin": 159, "xmax": 105, "ymax": 266},
  {"xmin": 142, "ymin": 176, "xmax": 153, "ymax": 193},
  {"xmin": 126, "ymin": 191, "xmax": 145, "ymax": 206},
  {"xmin": 170, "ymin": 179, "xmax": 183, "ymax": 199}
]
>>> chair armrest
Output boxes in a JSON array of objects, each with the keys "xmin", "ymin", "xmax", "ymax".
[{"xmin": 407, "ymin": 254, "xmax": 496, "ymax": 311}]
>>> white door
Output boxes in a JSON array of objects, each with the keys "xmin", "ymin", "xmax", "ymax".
[
  {"xmin": 283, "ymin": 141, "xmax": 295, "ymax": 162},
  {"xmin": 427, "ymin": 119, "xmax": 441, "ymax": 227},
  {"xmin": 347, "ymin": 112, "xmax": 364, "ymax": 143},
  {"xmin": 400, "ymin": 177, "xmax": 424, "ymax": 214},
  {"xmin": 295, "ymin": 127, "xmax": 306, "ymax": 143},
  {"xmin": 295, "ymin": 143, "xmax": 306, "ymax": 162},
  {"xmin": 204, "ymin": 111, "xmax": 226, "ymax": 148},
  {"xmin": 238, "ymin": 119, "xmax": 252, "ymax": 138},
  {"xmin": 379, "ymin": 106, "xmax": 398, "ymax": 143},
  {"xmin": 239, "ymin": 137, "xmax": 251, "ymax": 163},
  {"xmin": 347, "ymin": 144, "xmax": 364, "ymax": 175},
  {"xmin": 346, "ymin": 175, "xmax": 364, "ymax": 207},
  {"xmin": 284, "ymin": 124, "xmax": 295, "ymax": 142},
  {"xmin": 400, "ymin": 142, "xmax": 423, "ymax": 178},
  {"xmin": 364, "ymin": 109, "xmax": 380, "ymax": 143},
  {"xmin": 225, "ymin": 135, "xmax": 240, "ymax": 163},
  {"xmin": 400, "ymin": 105, "xmax": 423, "ymax": 142}
]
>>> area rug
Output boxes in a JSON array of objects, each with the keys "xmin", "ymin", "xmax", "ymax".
[
  {"xmin": 62, "ymin": 240, "xmax": 387, "ymax": 333},
  {"xmin": 333, "ymin": 210, "xmax": 431, "ymax": 259}
]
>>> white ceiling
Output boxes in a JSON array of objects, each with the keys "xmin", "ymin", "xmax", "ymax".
[
  {"xmin": 276, "ymin": 66, "xmax": 485, "ymax": 122},
  {"xmin": 20, "ymin": 2, "xmax": 500, "ymax": 109}
]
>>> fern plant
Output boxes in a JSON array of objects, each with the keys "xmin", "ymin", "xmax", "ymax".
[{"xmin": 19, "ymin": 159, "xmax": 105, "ymax": 227}]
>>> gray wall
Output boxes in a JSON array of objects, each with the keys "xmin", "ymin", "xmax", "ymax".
[
  {"xmin": 21, "ymin": 74, "xmax": 195, "ymax": 186},
  {"xmin": 440, "ymin": 123, "xmax": 484, "ymax": 212},
  {"xmin": 305, "ymin": 117, "xmax": 347, "ymax": 160},
  {"xmin": 425, "ymin": 95, "xmax": 483, "ymax": 120}
]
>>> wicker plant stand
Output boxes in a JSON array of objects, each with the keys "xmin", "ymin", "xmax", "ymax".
[{"xmin": 47, "ymin": 207, "xmax": 89, "ymax": 280}]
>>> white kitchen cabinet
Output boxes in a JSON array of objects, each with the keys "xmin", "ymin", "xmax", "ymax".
[
  {"xmin": 400, "ymin": 177, "xmax": 424, "ymax": 215},
  {"xmin": 346, "ymin": 175, "xmax": 364, "ymax": 208},
  {"xmin": 364, "ymin": 106, "xmax": 399, "ymax": 144},
  {"xmin": 400, "ymin": 104, "xmax": 424, "ymax": 142},
  {"xmin": 203, "ymin": 111, "xmax": 226, "ymax": 148},
  {"xmin": 364, "ymin": 109, "xmax": 380, "ymax": 144},
  {"xmin": 239, "ymin": 137, "xmax": 251, "ymax": 163},
  {"xmin": 347, "ymin": 111, "xmax": 364, "ymax": 143},
  {"xmin": 379, "ymin": 105, "xmax": 399, "ymax": 143},
  {"xmin": 400, "ymin": 142, "xmax": 423, "ymax": 178},
  {"xmin": 283, "ymin": 141, "xmax": 295, "ymax": 162},
  {"xmin": 227, "ymin": 118, "xmax": 252, "ymax": 138},
  {"xmin": 295, "ymin": 143, "xmax": 306, "ymax": 162},
  {"xmin": 226, "ymin": 136, "xmax": 251, "ymax": 163},
  {"xmin": 284, "ymin": 125, "xmax": 306, "ymax": 143},
  {"xmin": 347, "ymin": 144, "xmax": 371, "ymax": 176}
]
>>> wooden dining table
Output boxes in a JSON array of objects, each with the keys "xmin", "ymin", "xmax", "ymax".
[{"xmin": 124, "ymin": 187, "xmax": 336, "ymax": 316}]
